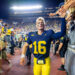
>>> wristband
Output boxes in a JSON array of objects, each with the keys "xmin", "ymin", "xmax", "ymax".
[{"xmin": 21, "ymin": 54, "xmax": 25, "ymax": 58}]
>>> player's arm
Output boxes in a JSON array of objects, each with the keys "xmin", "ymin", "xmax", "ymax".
[
  {"xmin": 51, "ymin": 14, "xmax": 66, "ymax": 40},
  {"xmin": 56, "ymin": 37, "xmax": 64, "ymax": 54},
  {"xmin": 20, "ymin": 32, "xmax": 32, "ymax": 65},
  {"xmin": 56, "ymin": 43, "xmax": 63, "ymax": 54},
  {"xmin": 20, "ymin": 42, "xmax": 29, "ymax": 65}
]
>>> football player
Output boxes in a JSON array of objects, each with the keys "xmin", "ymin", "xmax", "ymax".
[{"xmin": 20, "ymin": 13, "xmax": 66, "ymax": 75}]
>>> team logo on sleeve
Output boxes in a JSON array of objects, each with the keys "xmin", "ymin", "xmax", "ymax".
[
  {"xmin": 61, "ymin": 37, "xmax": 64, "ymax": 40},
  {"xmin": 31, "ymin": 34, "xmax": 34, "ymax": 36}
]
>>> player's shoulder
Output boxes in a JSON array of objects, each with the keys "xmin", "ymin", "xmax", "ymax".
[
  {"xmin": 28, "ymin": 32, "xmax": 35, "ymax": 37},
  {"xmin": 47, "ymin": 29, "xmax": 54, "ymax": 34}
]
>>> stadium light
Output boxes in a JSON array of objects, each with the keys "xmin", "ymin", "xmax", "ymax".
[
  {"xmin": 10, "ymin": 5, "xmax": 43, "ymax": 10},
  {"xmin": 14, "ymin": 11, "xmax": 42, "ymax": 14}
]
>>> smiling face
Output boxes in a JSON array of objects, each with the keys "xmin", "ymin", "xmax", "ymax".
[{"xmin": 36, "ymin": 17, "xmax": 45, "ymax": 30}]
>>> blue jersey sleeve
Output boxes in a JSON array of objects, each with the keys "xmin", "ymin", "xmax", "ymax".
[
  {"xmin": 27, "ymin": 32, "xmax": 32, "ymax": 44},
  {"xmin": 52, "ymin": 18, "xmax": 66, "ymax": 40},
  {"xmin": 60, "ymin": 37, "xmax": 65, "ymax": 43}
]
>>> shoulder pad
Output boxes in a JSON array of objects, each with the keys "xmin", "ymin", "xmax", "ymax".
[{"xmin": 29, "ymin": 32, "xmax": 35, "ymax": 36}]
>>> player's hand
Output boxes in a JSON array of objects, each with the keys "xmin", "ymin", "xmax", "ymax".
[
  {"xmin": 56, "ymin": 51, "xmax": 59, "ymax": 55},
  {"xmin": 20, "ymin": 58, "xmax": 25, "ymax": 66}
]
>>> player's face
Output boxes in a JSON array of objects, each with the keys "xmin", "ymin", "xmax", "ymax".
[{"xmin": 36, "ymin": 20, "xmax": 45, "ymax": 30}]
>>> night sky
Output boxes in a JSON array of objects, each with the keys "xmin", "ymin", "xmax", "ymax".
[{"xmin": 0, "ymin": 0, "xmax": 64, "ymax": 19}]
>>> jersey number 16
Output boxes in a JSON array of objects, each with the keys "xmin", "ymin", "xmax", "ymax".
[{"xmin": 33, "ymin": 41, "xmax": 46, "ymax": 54}]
